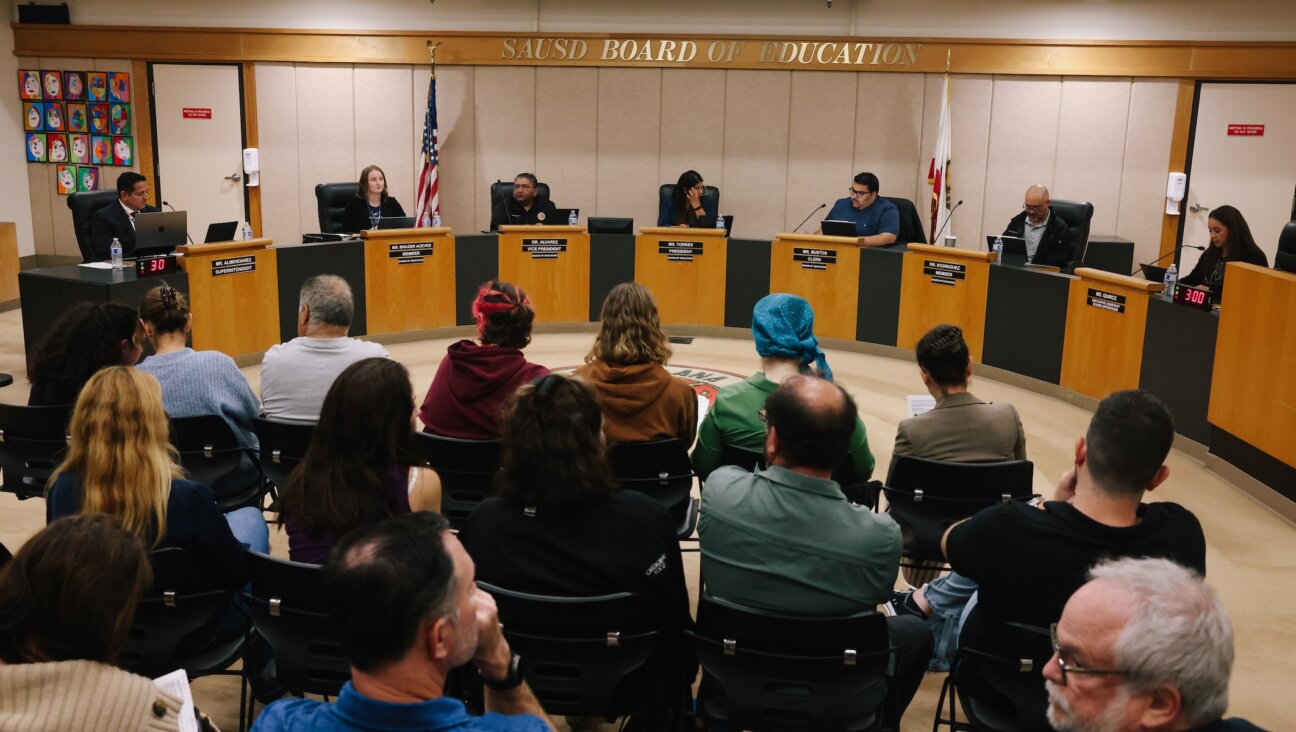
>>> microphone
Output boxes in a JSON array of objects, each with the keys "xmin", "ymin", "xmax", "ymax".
[
  {"xmin": 1130, "ymin": 243, "xmax": 1205, "ymax": 276},
  {"xmin": 793, "ymin": 203, "xmax": 826, "ymax": 234},
  {"xmin": 162, "ymin": 201, "xmax": 194, "ymax": 245},
  {"xmin": 932, "ymin": 199, "xmax": 964, "ymax": 244}
]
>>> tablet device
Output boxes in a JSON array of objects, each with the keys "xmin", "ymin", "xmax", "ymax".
[
  {"xmin": 204, "ymin": 221, "xmax": 238, "ymax": 243},
  {"xmin": 1139, "ymin": 263, "xmax": 1168, "ymax": 283},
  {"xmin": 377, "ymin": 216, "xmax": 416, "ymax": 229},
  {"xmin": 821, "ymin": 219, "xmax": 857, "ymax": 237},
  {"xmin": 987, "ymin": 234, "xmax": 1029, "ymax": 266},
  {"xmin": 547, "ymin": 208, "xmax": 579, "ymax": 225}
]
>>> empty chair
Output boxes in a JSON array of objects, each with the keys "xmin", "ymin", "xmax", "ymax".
[
  {"xmin": 414, "ymin": 432, "xmax": 501, "ymax": 528},
  {"xmin": 933, "ymin": 623, "xmax": 1053, "ymax": 732},
  {"xmin": 883, "ymin": 196, "xmax": 927, "ymax": 245},
  {"xmin": 1048, "ymin": 199, "xmax": 1095, "ymax": 268},
  {"xmin": 0, "ymin": 403, "xmax": 72, "ymax": 500},
  {"xmin": 608, "ymin": 438, "xmax": 699, "ymax": 540},
  {"xmin": 253, "ymin": 417, "xmax": 315, "ymax": 496},
  {"xmin": 688, "ymin": 594, "xmax": 895, "ymax": 731},
  {"xmin": 314, "ymin": 182, "xmax": 356, "ymax": 234},
  {"xmin": 170, "ymin": 414, "xmax": 265, "ymax": 511},
  {"xmin": 1276, "ymin": 220, "xmax": 1296, "ymax": 273},
  {"xmin": 880, "ymin": 456, "xmax": 1036, "ymax": 573}
]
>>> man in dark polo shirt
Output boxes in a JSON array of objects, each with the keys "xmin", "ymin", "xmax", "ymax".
[
  {"xmin": 822, "ymin": 171, "xmax": 899, "ymax": 247},
  {"xmin": 490, "ymin": 173, "xmax": 557, "ymax": 231}
]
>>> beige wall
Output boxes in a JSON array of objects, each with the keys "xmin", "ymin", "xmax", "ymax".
[
  {"xmin": 256, "ymin": 63, "xmax": 1177, "ymax": 264},
  {"xmin": 0, "ymin": 1, "xmax": 36, "ymax": 259}
]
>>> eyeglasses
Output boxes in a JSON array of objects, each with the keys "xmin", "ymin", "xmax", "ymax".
[
  {"xmin": 1049, "ymin": 623, "xmax": 1127, "ymax": 686},
  {"xmin": 1023, "ymin": 202, "xmax": 1048, "ymax": 211},
  {"xmin": 514, "ymin": 184, "xmax": 535, "ymax": 190},
  {"xmin": 849, "ymin": 188, "xmax": 874, "ymax": 198}
]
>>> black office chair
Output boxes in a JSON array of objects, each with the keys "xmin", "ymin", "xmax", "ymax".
[
  {"xmin": 414, "ymin": 432, "xmax": 501, "ymax": 529},
  {"xmin": 687, "ymin": 595, "xmax": 895, "ymax": 732},
  {"xmin": 170, "ymin": 415, "xmax": 265, "ymax": 512},
  {"xmin": 0, "ymin": 403, "xmax": 73, "ymax": 500},
  {"xmin": 67, "ymin": 189, "xmax": 119, "ymax": 262},
  {"xmin": 934, "ymin": 623, "xmax": 1053, "ymax": 732},
  {"xmin": 1276, "ymin": 220, "xmax": 1296, "ymax": 273},
  {"xmin": 242, "ymin": 551, "xmax": 350, "ymax": 730},
  {"xmin": 1049, "ymin": 199, "xmax": 1094, "ymax": 267},
  {"xmin": 715, "ymin": 443, "xmax": 873, "ymax": 507},
  {"xmin": 474, "ymin": 581, "xmax": 674, "ymax": 720},
  {"xmin": 880, "ymin": 456, "xmax": 1036, "ymax": 574},
  {"xmin": 884, "ymin": 196, "xmax": 927, "ymax": 245},
  {"xmin": 608, "ymin": 439, "xmax": 699, "ymax": 541},
  {"xmin": 314, "ymin": 182, "xmax": 356, "ymax": 234},
  {"xmin": 657, "ymin": 184, "xmax": 720, "ymax": 227},
  {"xmin": 489, "ymin": 179, "xmax": 552, "ymax": 231},
  {"xmin": 252, "ymin": 417, "xmax": 315, "ymax": 498}
]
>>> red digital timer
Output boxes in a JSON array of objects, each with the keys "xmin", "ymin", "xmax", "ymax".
[
  {"xmin": 135, "ymin": 255, "xmax": 179, "ymax": 278},
  {"xmin": 1172, "ymin": 283, "xmax": 1213, "ymax": 311}
]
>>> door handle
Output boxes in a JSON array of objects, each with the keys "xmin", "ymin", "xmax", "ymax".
[
  {"xmin": 1188, "ymin": 202, "xmax": 1210, "ymax": 213},
  {"xmin": 225, "ymin": 170, "xmax": 242, "ymax": 182}
]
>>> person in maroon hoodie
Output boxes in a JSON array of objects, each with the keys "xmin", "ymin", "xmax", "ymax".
[
  {"xmin": 419, "ymin": 280, "xmax": 549, "ymax": 438},
  {"xmin": 575, "ymin": 282, "xmax": 697, "ymax": 446}
]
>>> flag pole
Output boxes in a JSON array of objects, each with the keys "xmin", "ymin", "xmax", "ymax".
[
  {"xmin": 945, "ymin": 48, "xmax": 951, "ymax": 73},
  {"xmin": 428, "ymin": 41, "xmax": 440, "ymax": 78}
]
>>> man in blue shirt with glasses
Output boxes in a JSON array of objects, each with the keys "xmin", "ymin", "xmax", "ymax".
[{"xmin": 822, "ymin": 171, "xmax": 900, "ymax": 247}]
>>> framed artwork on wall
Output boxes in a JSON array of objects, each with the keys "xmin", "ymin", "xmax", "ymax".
[
  {"xmin": 108, "ymin": 72, "xmax": 129, "ymax": 103},
  {"xmin": 69, "ymin": 134, "xmax": 89, "ymax": 164},
  {"xmin": 47, "ymin": 133, "xmax": 68, "ymax": 163},
  {"xmin": 77, "ymin": 166, "xmax": 99, "ymax": 192},
  {"xmin": 40, "ymin": 70, "xmax": 61, "ymax": 100},
  {"xmin": 26, "ymin": 133, "xmax": 47, "ymax": 162},
  {"xmin": 110, "ymin": 103, "xmax": 130, "ymax": 135},
  {"xmin": 87, "ymin": 71, "xmax": 107, "ymax": 101},
  {"xmin": 91, "ymin": 135, "xmax": 112, "ymax": 165},
  {"xmin": 23, "ymin": 101, "xmax": 44, "ymax": 131},
  {"xmin": 18, "ymin": 70, "xmax": 40, "ymax": 99},
  {"xmin": 63, "ymin": 71, "xmax": 86, "ymax": 100},
  {"xmin": 56, "ymin": 165, "xmax": 75, "ymax": 195},
  {"xmin": 67, "ymin": 102, "xmax": 87, "ymax": 132}
]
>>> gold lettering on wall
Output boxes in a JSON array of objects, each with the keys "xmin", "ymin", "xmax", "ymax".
[{"xmin": 497, "ymin": 36, "xmax": 922, "ymax": 69}]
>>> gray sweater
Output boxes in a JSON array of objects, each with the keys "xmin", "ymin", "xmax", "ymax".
[{"xmin": 137, "ymin": 347, "xmax": 261, "ymax": 451}]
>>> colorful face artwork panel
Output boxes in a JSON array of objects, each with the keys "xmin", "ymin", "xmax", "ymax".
[
  {"xmin": 108, "ymin": 72, "xmax": 129, "ymax": 103},
  {"xmin": 91, "ymin": 135, "xmax": 112, "ymax": 165},
  {"xmin": 110, "ymin": 103, "xmax": 130, "ymax": 135},
  {"xmin": 18, "ymin": 70, "xmax": 41, "ymax": 100},
  {"xmin": 87, "ymin": 72, "xmax": 107, "ymax": 101},
  {"xmin": 41, "ymin": 70, "xmax": 61, "ymax": 100},
  {"xmin": 69, "ymin": 134, "xmax": 89, "ymax": 164},
  {"xmin": 112, "ymin": 136, "xmax": 133, "ymax": 166},
  {"xmin": 89, "ymin": 103, "xmax": 110, "ymax": 134},
  {"xmin": 63, "ymin": 71, "xmax": 86, "ymax": 100},
  {"xmin": 47, "ymin": 133, "xmax": 68, "ymax": 163},
  {"xmin": 45, "ymin": 101, "xmax": 65, "ymax": 131},
  {"xmin": 57, "ymin": 164, "xmax": 76, "ymax": 195},
  {"xmin": 67, "ymin": 102, "xmax": 87, "ymax": 132},
  {"xmin": 77, "ymin": 166, "xmax": 99, "ymax": 192},
  {"xmin": 26, "ymin": 133, "xmax": 47, "ymax": 162},
  {"xmin": 23, "ymin": 101, "xmax": 44, "ymax": 131}
]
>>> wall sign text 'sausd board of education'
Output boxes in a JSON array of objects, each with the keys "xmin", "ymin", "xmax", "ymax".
[{"xmin": 499, "ymin": 36, "xmax": 923, "ymax": 69}]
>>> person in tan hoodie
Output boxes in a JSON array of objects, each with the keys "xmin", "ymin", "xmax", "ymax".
[{"xmin": 576, "ymin": 282, "xmax": 698, "ymax": 446}]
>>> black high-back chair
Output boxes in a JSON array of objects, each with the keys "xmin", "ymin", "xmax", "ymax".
[
  {"xmin": 476, "ymin": 581, "xmax": 672, "ymax": 719},
  {"xmin": 1049, "ymin": 199, "xmax": 1094, "ymax": 267},
  {"xmin": 657, "ymin": 184, "xmax": 720, "ymax": 227},
  {"xmin": 67, "ymin": 189, "xmax": 119, "ymax": 262},
  {"xmin": 1276, "ymin": 220, "xmax": 1296, "ymax": 273},
  {"xmin": 314, "ymin": 182, "xmax": 356, "ymax": 234},
  {"xmin": 242, "ymin": 551, "xmax": 350, "ymax": 730},
  {"xmin": 169, "ymin": 415, "xmax": 264, "ymax": 512},
  {"xmin": 688, "ymin": 595, "xmax": 894, "ymax": 732},
  {"xmin": 884, "ymin": 196, "xmax": 927, "ymax": 245},
  {"xmin": 934, "ymin": 623, "xmax": 1053, "ymax": 732},
  {"xmin": 252, "ymin": 417, "xmax": 315, "ymax": 497},
  {"xmin": 715, "ymin": 443, "xmax": 871, "ymax": 507},
  {"xmin": 0, "ymin": 403, "xmax": 73, "ymax": 500},
  {"xmin": 414, "ymin": 432, "xmax": 501, "ymax": 528},
  {"xmin": 880, "ymin": 456, "xmax": 1035, "ymax": 572},
  {"xmin": 608, "ymin": 438, "xmax": 699, "ymax": 540}
]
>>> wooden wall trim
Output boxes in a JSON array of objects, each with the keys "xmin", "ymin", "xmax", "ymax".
[
  {"xmin": 131, "ymin": 59, "xmax": 155, "ymax": 201},
  {"xmin": 12, "ymin": 25, "xmax": 1296, "ymax": 79},
  {"xmin": 241, "ymin": 62, "xmax": 261, "ymax": 238},
  {"xmin": 1160, "ymin": 79, "xmax": 1197, "ymax": 261}
]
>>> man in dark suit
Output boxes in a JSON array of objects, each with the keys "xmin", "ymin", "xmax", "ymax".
[
  {"xmin": 1002, "ymin": 184, "xmax": 1077, "ymax": 268},
  {"xmin": 89, "ymin": 171, "xmax": 160, "ymax": 260}
]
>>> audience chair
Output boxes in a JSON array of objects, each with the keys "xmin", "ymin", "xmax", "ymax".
[
  {"xmin": 934, "ymin": 623, "xmax": 1053, "ymax": 732},
  {"xmin": 687, "ymin": 594, "xmax": 895, "ymax": 732},
  {"xmin": 0, "ymin": 403, "xmax": 73, "ymax": 500},
  {"xmin": 120, "ymin": 548, "xmax": 248, "ymax": 718},
  {"xmin": 414, "ymin": 432, "xmax": 501, "ymax": 529},
  {"xmin": 883, "ymin": 196, "xmax": 927, "ymax": 245},
  {"xmin": 170, "ymin": 415, "xmax": 265, "ymax": 512},
  {"xmin": 880, "ymin": 456, "xmax": 1035, "ymax": 575},
  {"xmin": 67, "ymin": 189, "xmax": 120, "ymax": 262},
  {"xmin": 252, "ymin": 417, "xmax": 314, "ymax": 499},
  {"xmin": 608, "ymin": 438, "xmax": 700, "ymax": 541},
  {"xmin": 241, "ymin": 551, "xmax": 350, "ymax": 730},
  {"xmin": 474, "ymin": 581, "xmax": 675, "ymax": 721},
  {"xmin": 1276, "ymin": 220, "xmax": 1296, "ymax": 273},
  {"xmin": 1047, "ymin": 199, "xmax": 1094, "ymax": 267},
  {"xmin": 715, "ymin": 443, "xmax": 874, "ymax": 508},
  {"xmin": 313, "ymin": 182, "xmax": 356, "ymax": 234},
  {"xmin": 657, "ymin": 184, "xmax": 720, "ymax": 227}
]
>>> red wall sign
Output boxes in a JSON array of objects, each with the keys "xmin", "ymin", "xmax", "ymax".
[
  {"xmin": 182, "ymin": 108, "xmax": 213, "ymax": 119},
  {"xmin": 1227, "ymin": 124, "xmax": 1264, "ymax": 136}
]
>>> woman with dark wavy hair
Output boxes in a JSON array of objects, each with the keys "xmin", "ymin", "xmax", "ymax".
[
  {"xmin": 419, "ymin": 280, "xmax": 549, "ymax": 439},
  {"xmin": 658, "ymin": 169, "xmax": 717, "ymax": 228},
  {"xmin": 26, "ymin": 301, "xmax": 142, "ymax": 406},
  {"xmin": 1179, "ymin": 204, "xmax": 1269, "ymax": 301}
]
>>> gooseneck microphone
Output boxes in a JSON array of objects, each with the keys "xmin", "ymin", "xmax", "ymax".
[
  {"xmin": 793, "ymin": 203, "xmax": 827, "ymax": 233},
  {"xmin": 1131, "ymin": 243, "xmax": 1205, "ymax": 276},
  {"xmin": 162, "ymin": 201, "xmax": 195, "ymax": 245},
  {"xmin": 931, "ymin": 199, "xmax": 964, "ymax": 244}
]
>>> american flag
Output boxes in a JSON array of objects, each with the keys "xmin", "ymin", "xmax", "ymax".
[{"xmin": 414, "ymin": 75, "xmax": 439, "ymax": 226}]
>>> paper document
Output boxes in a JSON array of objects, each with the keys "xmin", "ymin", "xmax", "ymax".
[
  {"xmin": 906, "ymin": 394, "xmax": 936, "ymax": 417},
  {"xmin": 153, "ymin": 668, "xmax": 199, "ymax": 732},
  {"xmin": 78, "ymin": 261, "xmax": 114, "ymax": 269}
]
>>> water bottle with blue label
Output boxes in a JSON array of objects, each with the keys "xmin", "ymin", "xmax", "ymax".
[
  {"xmin": 110, "ymin": 237, "xmax": 123, "ymax": 270},
  {"xmin": 993, "ymin": 236, "xmax": 1004, "ymax": 255},
  {"xmin": 568, "ymin": 209, "xmax": 578, "ymax": 226},
  {"xmin": 715, "ymin": 214, "xmax": 725, "ymax": 231},
  {"xmin": 421, "ymin": 210, "xmax": 432, "ymax": 228},
  {"xmin": 243, "ymin": 222, "xmax": 253, "ymax": 240},
  {"xmin": 431, "ymin": 210, "xmax": 441, "ymax": 228},
  {"xmin": 1163, "ymin": 263, "xmax": 1178, "ymax": 295}
]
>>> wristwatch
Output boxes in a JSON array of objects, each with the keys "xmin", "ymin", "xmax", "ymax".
[{"xmin": 482, "ymin": 652, "xmax": 524, "ymax": 691}]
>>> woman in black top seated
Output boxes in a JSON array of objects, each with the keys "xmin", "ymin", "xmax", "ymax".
[
  {"xmin": 26, "ymin": 301, "xmax": 141, "ymax": 406},
  {"xmin": 659, "ymin": 169, "xmax": 717, "ymax": 228},
  {"xmin": 1180, "ymin": 205, "xmax": 1269, "ymax": 301},
  {"xmin": 341, "ymin": 164, "xmax": 407, "ymax": 233}
]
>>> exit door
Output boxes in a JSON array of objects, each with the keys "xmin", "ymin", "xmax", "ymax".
[{"xmin": 150, "ymin": 64, "xmax": 247, "ymax": 242}]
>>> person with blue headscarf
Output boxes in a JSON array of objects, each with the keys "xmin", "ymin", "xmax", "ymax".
[{"xmin": 690, "ymin": 293, "xmax": 874, "ymax": 481}]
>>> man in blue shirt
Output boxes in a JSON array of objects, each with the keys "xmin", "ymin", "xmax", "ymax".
[
  {"xmin": 822, "ymin": 171, "xmax": 900, "ymax": 247},
  {"xmin": 253, "ymin": 513, "xmax": 554, "ymax": 732}
]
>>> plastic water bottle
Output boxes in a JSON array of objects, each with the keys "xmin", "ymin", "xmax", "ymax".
[
  {"xmin": 715, "ymin": 214, "xmax": 725, "ymax": 231},
  {"xmin": 422, "ymin": 211, "xmax": 432, "ymax": 228},
  {"xmin": 242, "ymin": 221, "xmax": 253, "ymax": 240},
  {"xmin": 993, "ymin": 236, "xmax": 1004, "ymax": 255},
  {"xmin": 431, "ymin": 211, "xmax": 441, "ymax": 228},
  {"xmin": 110, "ymin": 237, "xmax": 123, "ymax": 270},
  {"xmin": 1163, "ymin": 263, "xmax": 1178, "ymax": 295},
  {"xmin": 568, "ymin": 209, "xmax": 578, "ymax": 226}
]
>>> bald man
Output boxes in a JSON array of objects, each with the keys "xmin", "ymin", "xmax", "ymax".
[{"xmin": 1002, "ymin": 184, "xmax": 1078, "ymax": 268}]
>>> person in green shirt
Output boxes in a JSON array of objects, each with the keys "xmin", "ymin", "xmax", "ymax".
[{"xmin": 690, "ymin": 293, "xmax": 874, "ymax": 481}]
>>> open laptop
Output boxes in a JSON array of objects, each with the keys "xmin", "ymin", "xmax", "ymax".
[
  {"xmin": 821, "ymin": 219, "xmax": 857, "ymax": 237},
  {"xmin": 986, "ymin": 234, "xmax": 1029, "ymax": 267},
  {"xmin": 547, "ymin": 208, "xmax": 579, "ymax": 225},
  {"xmin": 133, "ymin": 211, "xmax": 187, "ymax": 256},
  {"xmin": 204, "ymin": 221, "xmax": 238, "ymax": 243},
  {"xmin": 377, "ymin": 216, "xmax": 416, "ymax": 229},
  {"xmin": 1139, "ymin": 263, "xmax": 1168, "ymax": 283}
]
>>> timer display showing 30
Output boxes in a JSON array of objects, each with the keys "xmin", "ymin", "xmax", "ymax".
[
  {"xmin": 135, "ymin": 255, "xmax": 179, "ymax": 278},
  {"xmin": 1172, "ymin": 283, "xmax": 1212, "ymax": 311}
]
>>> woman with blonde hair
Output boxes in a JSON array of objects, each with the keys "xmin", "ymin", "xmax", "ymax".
[
  {"xmin": 575, "ymin": 282, "xmax": 697, "ymax": 445},
  {"xmin": 45, "ymin": 366, "xmax": 262, "ymax": 591}
]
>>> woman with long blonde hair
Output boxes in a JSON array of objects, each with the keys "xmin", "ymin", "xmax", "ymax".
[
  {"xmin": 575, "ymin": 282, "xmax": 697, "ymax": 445},
  {"xmin": 46, "ymin": 367, "xmax": 260, "ymax": 592}
]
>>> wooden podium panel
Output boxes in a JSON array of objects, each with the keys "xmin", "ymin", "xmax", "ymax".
[
  {"xmin": 635, "ymin": 227, "xmax": 727, "ymax": 326},
  {"xmin": 1059, "ymin": 267, "xmax": 1161, "ymax": 399},
  {"xmin": 0, "ymin": 222, "xmax": 18, "ymax": 302},
  {"xmin": 897, "ymin": 244, "xmax": 995, "ymax": 359},
  {"xmin": 768, "ymin": 233, "xmax": 861, "ymax": 340},
  {"xmin": 1208, "ymin": 263, "xmax": 1296, "ymax": 469},
  {"xmin": 498, "ymin": 225, "xmax": 590, "ymax": 323},
  {"xmin": 360, "ymin": 227, "xmax": 456, "ymax": 335},
  {"xmin": 176, "ymin": 239, "xmax": 280, "ymax": 357}
]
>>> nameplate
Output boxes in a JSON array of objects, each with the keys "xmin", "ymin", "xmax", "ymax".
[
  {"xmin": 211, "ymin": 256, "xmax": 255, "ymax": 277},
  {"xmin": 659, "ymin": 240, "xmax": 703, "ymax": 261},
  {"xmin": 388, "ymin": 242, "xmax": 434, "ymax": 262},
  {"xmin": 522, "ymin": 238, "xmax": 567, "ymax": 259},
  {"xmin": 922, "ymin": 259, "xmax": 965, "ymax": 286},
  {"xmin": 1087, "ymin": 288, "xmax": 1127, "ymax": 313},
  {"xmin": 793, "ymin": 246, "xmax": 836, "ymax": 271}
]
